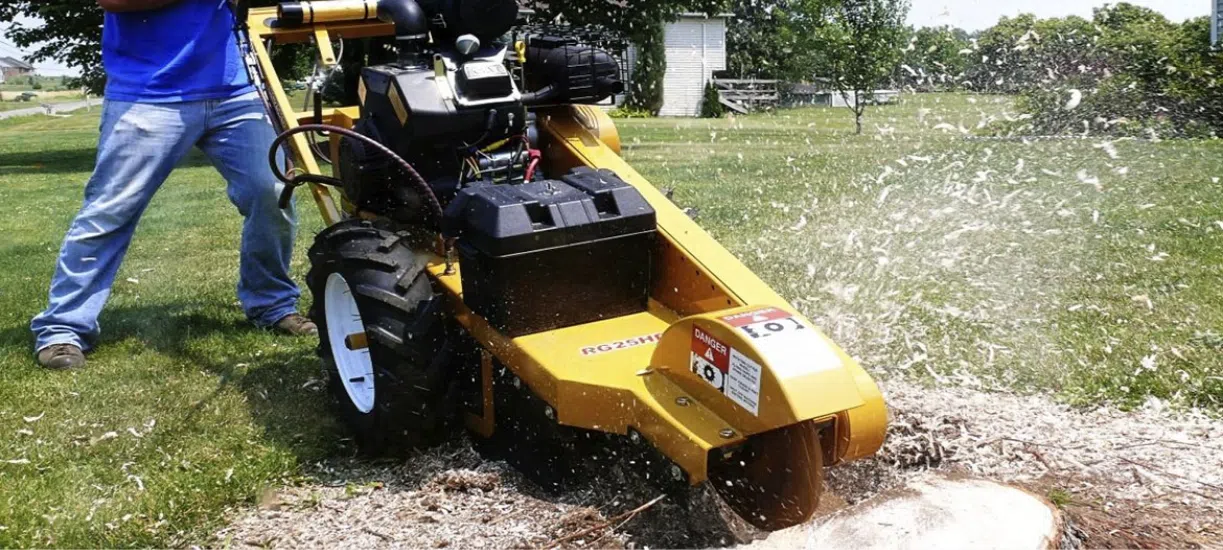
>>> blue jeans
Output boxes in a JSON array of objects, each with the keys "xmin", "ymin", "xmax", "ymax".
[{"xmin": 31, "ymin": 91, "xmax": 299, "ymax": 352}]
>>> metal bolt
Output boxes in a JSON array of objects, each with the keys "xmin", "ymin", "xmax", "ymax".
[
  {"xmin": 511, "ymin": 376, "xmax": 521, "ymax": 389},
  {"xmin": 675, "ymin": 396, "xmax": 690, "ymax": 407},
  {"xmin": 670, "ymin": 464, "xmax": 685, "ymax": 481},
  {"xmin": 629, "ymin": 430, "xmax": 642, "ymax": 444},
  {"xmin": 719, "ymin": 428, "xmax": 736, "ymax": 439},
  {"xmin": 543, "ymin": 406, "xmax": 555, "ymax": 420}
]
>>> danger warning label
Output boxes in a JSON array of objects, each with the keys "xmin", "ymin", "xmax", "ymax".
[
  {"xmin": 690, "ymin": 326, "xmax": 760, "ymax": 415},
  {"xmin": 721, "ymin": 307, "xmax": 842, "ymax": 380}
]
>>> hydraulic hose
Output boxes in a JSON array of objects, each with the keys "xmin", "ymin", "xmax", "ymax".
[{"xmin": 268, "ymin": 124, "xmax": 445, "ymax": 226}]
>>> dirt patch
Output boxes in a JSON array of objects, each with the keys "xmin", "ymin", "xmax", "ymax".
[
  {"xmin": 214, "ymin": 378, "xmax": 1223, "ymax": 548},
  {"xmin": 833, "ymin": 380, "xmax": 1223, "ymax": 548},
  {"xmin": 1018, "ymin": 475, "xmax": 1222, "ymax": 549},
  {"xmin": 214, "ymin": 442, "xmax": 759, "ymax": 549}
]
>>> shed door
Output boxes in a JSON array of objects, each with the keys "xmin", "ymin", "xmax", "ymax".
[{"xmin": 661, "ymin": 18, "xmax": 725, "ymax": 117}]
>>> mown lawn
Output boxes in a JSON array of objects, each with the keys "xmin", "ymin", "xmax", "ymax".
[
  {"xmin": 0, "ymin": 95, "xmax": 86, "ymax": 112},
  {"xmin": 620, "ymin": 95, "xmax": 1223, "ymax": 407},
  {"xmin": 0, "ymin": 94, "xmax": 1220, "ymax": 546}
]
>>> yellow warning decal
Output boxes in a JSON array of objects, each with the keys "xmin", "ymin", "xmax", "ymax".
[{"xmin": 388, "ymin": 82, "xmax": 408, "ymax": 125}]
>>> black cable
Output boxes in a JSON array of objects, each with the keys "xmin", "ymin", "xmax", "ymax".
[
  {"xmin": 308, "ymin": 92, "xmax": 333, "ymax": 164},
  {"xmin": 268, "ymin": 124, "xmax": 444, "ymax": 225}
]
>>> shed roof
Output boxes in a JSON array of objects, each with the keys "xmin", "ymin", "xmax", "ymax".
[{"xmin": 0, "ymin": 56, "xmax": 34, "ymax": 70}]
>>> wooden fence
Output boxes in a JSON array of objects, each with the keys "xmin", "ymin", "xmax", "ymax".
[{"xmin": 713, "ymin": 79, "xmax": 779, "ymax": 114}]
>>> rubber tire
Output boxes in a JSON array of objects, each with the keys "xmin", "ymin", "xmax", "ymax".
[{"xmin": 306, "ymin": 219, "xmax": 455, "ymax": 454}]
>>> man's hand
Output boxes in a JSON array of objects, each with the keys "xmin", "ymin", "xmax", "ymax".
[{"xmin": 97, "ymin": 0, "xmax": 180, "ymax": 12}]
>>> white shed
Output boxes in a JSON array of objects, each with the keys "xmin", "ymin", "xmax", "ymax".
[
  {"xmin": 624, "ymin": 14, "xmax": 729, "ymax": 116},
  {"xmin": 658, "ymin": 14, "xmax": 728, "ymax": 116}
]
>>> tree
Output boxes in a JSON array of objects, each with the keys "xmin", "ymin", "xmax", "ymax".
[
  {"xmin": 700, "ymin": 79, "xmax": 726, "ymax": 117},
  {"xmin": 817, "ymin": 0, "xmax": 909, "ymax": 134},
  {"xmin": 967, "ymin": 14, "xmax": 1103, "ymax": 93},
  {"xmin": 726, "ymin": 0, "xmax": 829, "ymax": 81},
  {"xmin": 0, "ymin": 1, "xmax": 105, "ymax": 93},
  {"xmin": 989, "ymin": 3, "xmax": 1221, "ymax": 137},
  {"xmin": 894, "ymin": 25, "xmax": 970, "ymax": 91},
  {"xmin": 626, "ymin": 20, "xmax": 667, "ymax": 113}
]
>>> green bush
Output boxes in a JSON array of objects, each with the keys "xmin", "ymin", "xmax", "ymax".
[
  {"xmin": 1010, "ymin": 11, "xmax": 1223, "ymax": 138},
  {"xmin": 700, "ymin": 80, "xmax": 725, "ymax": 118},
  {"xmin": 608, "ymin": 106, "xmax": 655, "ymax": 118}
]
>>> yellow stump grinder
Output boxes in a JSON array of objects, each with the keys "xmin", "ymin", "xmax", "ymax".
[{"xmin": 233, "ymin": 0, "xmax": 887, "ymax": 530}]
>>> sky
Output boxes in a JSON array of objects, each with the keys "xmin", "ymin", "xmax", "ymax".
[
  {"xmin": 909, "ymin": 0, "xmax": 1210, "ymax": 31},
  {"xmin": 0, "ymin": 0, "xmax": 1215, "ymax": 78}
]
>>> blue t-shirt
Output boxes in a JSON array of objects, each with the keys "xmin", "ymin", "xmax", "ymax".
[{"xmin": 102, "ymin": 0, "xmax": 254, "ymax": 102}]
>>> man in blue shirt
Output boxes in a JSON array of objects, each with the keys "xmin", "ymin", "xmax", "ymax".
[{"xmin": 31, "ymin": 0, "xmax": 317, "ymax": 370}]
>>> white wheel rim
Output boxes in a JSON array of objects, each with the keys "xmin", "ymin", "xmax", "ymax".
[{"xmin": 324, "ymin": 273, "xmax": 376, "ymax": 413}]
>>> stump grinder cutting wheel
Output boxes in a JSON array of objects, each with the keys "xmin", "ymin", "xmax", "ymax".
[{"xmin": 234, "ymin": 0, "xmax": 887, "ymax": 530}]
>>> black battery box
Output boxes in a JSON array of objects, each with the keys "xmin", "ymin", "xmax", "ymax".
[{"xmin": 443, "ymin": 168, "xmax": 656, "ymax": 336}]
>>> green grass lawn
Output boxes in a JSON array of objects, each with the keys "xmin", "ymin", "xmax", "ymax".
[
  {"xmin": 0, "ymin": 95, "xmax": 86, "ymax": 112},
  {"xmin": 0, "ymin": 94, "xmax": 1220, "ymax": 546},
  {"xmin": 0, "ymin": 76, "xmax": 73, "ymax": 92}
]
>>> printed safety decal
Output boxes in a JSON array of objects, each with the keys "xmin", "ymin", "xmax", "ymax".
[
  {"xmin": 720, "ymin": 307, "xmax": 842, "ymax": 379},
  {"xmin": 691, "ymin": 326, "xmax": 761, "ymax": 415}
]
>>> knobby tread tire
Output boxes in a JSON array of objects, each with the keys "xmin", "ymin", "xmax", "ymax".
[{"xmin": 306, "ymin": 219, "xmax": 455, "ymax": 454}]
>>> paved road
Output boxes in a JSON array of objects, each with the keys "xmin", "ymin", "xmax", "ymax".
[{"xmin": 0, "ymin": 99, "xmax": 95, "ymax": 120}]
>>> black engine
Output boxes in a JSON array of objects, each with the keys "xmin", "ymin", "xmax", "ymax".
[
  {"xmin": 282, "ymin": 0, "xmax": 650, "ymax": 335},
  {"xmin": 335, "ymin": 0, "xmax": 624, "ymax": 223}
]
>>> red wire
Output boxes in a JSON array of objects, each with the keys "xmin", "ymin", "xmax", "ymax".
[{"xmin": 524, "ymin": 149, "xmax": 542, "ymax": 182}]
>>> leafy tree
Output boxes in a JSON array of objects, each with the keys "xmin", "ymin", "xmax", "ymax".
[
  {"xmin": 0, "ymin": 1, "xmax": 105, "ymax": 93},
  {"xmin": 817, "ymin": 0, "xmax": 909, "ymax": 134},
  {"xmin": 894, "ymin": 25, "xmax": 970, "ymax": 91},
  {"xmin": 625, "ymin": 20, "xmax": 667, "ymax": 113},
  {"xmin": 967, "ymin": 13, "xmax": 1103, "ymax": 93},
  {"xmin": 998, "ymin": 3, "xmax": 1221, "ymax": 137},
  {"xmin": 726, "ymin": 0, "xmax": 828, "ymax": 81}
]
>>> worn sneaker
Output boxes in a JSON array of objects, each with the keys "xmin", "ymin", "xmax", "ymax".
[
  {"xmin": 37, "ymin": 343, "xmax": 86, "ymax": 370},
  {"xmin": 274, "ymin": 313, "xmax": 318, "ymax": 336}
]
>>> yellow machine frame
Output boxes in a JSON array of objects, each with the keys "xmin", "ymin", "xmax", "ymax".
[{"xmin": 246, "ymin": 2, "xmax": 885, "ymax": 515}]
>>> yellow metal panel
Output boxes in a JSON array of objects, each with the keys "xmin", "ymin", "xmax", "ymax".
[
  {"xmin": 838, "ymin": 361, "xmax": 888, "ymax": 461},
  {"xmin": 249, "ymin": 6, "xmax": 393, "ymax": 44},
  {"xmin": 463, "ymin": 351, "xmax": 496, "ymax": 438},
  {"xmin": 293, "ymin": 0, "xmax": 378, "ymax": 25},
  {"xmin": 313, "ymin": 28, "xmax": 337, "ymax": 66},
  {"xmin": 249, "ymin": 34, "xmax": 341, "ymax": 225},
  {"xmin": 425, "ymin": 260, "xmax": 741, "ymax": 482},
  {"xmin": 649, "ymin": 309, "xmax": 866, "ymax": 434},
  {"xmin": 297, "ymin": 106, "xmax": 361, "ymax": 127},
  {"xmin": 571, "ymin": 105, "xmax": 621, "ymax": 154}
]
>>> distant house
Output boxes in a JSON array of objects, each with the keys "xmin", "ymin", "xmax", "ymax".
[
  {"xmin": 0, "ymin": 56, "xmax": 35, "ymax": 81},
  {"xmin": 625, "ymin": 13, "xmax": 730, "ymax": 117}
]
